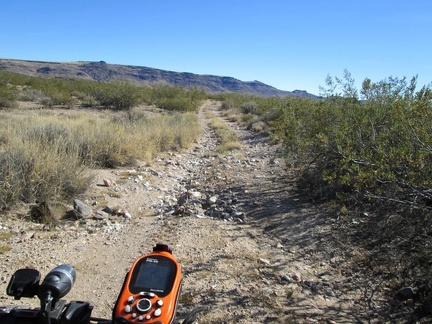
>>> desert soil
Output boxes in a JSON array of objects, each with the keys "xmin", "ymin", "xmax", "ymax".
[{"xmin": 0, "ymin": 100, "xmax": 388, "ymax": 323}]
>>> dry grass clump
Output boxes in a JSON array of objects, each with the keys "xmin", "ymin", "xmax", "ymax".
[
  {"xmin": 208, "ymin": 114, "xmax": 241, "ymax": 154},
  {"xmin": 140, "ymin": 112, "xmax": 201, "ymax": 154},
  {"xmin": 0, "ymin": 232, "xmax": 13, "ymax": 254},
  {"xmin": 0, "ymin": 108, "xmax": 201, "ymax": 210},
  {"xmin": 0, "ymin": 115, "xmax": 89, "ymax": 206},
  {"xmin": 219, "ymin": 101, "xmax": 267, "ymax": 134}
]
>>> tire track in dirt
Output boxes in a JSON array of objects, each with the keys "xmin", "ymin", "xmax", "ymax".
[{"xmin": 168, "ymin": 100, "xmax": 376, "ymax": 323}]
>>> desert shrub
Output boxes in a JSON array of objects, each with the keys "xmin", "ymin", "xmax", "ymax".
[
  {"xmin": 91, "ymin": 81, "xmax": 141, "ymax": 110},
  {"xmin": 259, "ymin": 105, "xmax": 285, "ymax": 129},
  {"xmin": 0, "ymin": 77, "xmax": 17, "ymax": 108},
  {"xmin": 0, "ymin": 72, "xmax": 84, "ymax": 108},
  {"xmin": 221, "ymin": 100, "xmax": 234, "ymax": 110},
  {"xmin": 248, "ymin": 120, "xmax": 266, "ymax": 132},
  {"xmin": 240, "ymin": 101, "xmax": 258, "ymax": 114},
  {"xmin": 80, "ymin": 94, "xmax": 98, "ymax": 107},
  {"xmin": 272, "ymin": 73, "xmax": 432, "ymax": 214},
  {"xmin": 0, "ymin": 70, "xmax": 147, "ymax": 109},
  {"xmin": 39, "ymin": 92, "xmax": 77, "ymax": 108},
  {"xmin": 0, "ymin": 70, "xmax": 208, "ymax": 112},
  {"xmin": 0, "ymin": 87, "xmax": 16, "ymax": 108},
  {"xmin": 155, "ymin": 97, "xmax": 197, "ymax": 112},
  {"xmin": 145, "ymin": 85, "xmax": 205, "ymax": 112},
  {"xmin": 214, "ymin": 93, "xmax": 289, "ymax": 136},
  {"xmin": 214, "ymin": 93, "xmax": 282, "ymax": 114},
  {"xmin": 17, "ymin": 87, "xmax": 45, "ymax": 102},
  {"xmin": 71, "ymin": 90, "xmax": 98, "ymax": 107},
  {"xmin": 211, "ymin": 93, "xmax": 251, "ymax": 108}
]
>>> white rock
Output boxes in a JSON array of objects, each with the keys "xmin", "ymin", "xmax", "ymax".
[
  {"xmin": 208, "ymin": 196, "xmax": 218, "ymax": 204},
  {"xmin": 124, "ymin": 212, "xmax": 132, "ymax": 219}
]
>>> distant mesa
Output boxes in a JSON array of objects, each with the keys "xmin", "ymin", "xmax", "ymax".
[{"xmin": 0, "ymin": 58, "xmax": 317, "ymax": 98}]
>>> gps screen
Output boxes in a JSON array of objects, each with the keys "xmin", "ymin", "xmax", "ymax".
[{"xmin": 129, "ymin": 256, "xmax": 176, "ymax": 296}]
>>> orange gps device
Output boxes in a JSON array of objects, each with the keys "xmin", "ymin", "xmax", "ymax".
[{"xmin": 113, "ymin": 244, "xmax": 182, "ymax": 324}]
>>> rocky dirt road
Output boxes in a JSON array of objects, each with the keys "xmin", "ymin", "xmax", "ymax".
[{"xmin": 0, "ymin": 101, "xmax": 385, "ymax": 323}]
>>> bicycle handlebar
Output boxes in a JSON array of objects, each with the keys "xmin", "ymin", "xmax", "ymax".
[{"xmin": 0, "ymin": 243, "xmax": 205, "ymax": 324}]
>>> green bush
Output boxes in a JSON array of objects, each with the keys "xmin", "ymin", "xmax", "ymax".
[
  {"xmin": 155, "ymin": 97, "xmax": 197, "ymax": 112},
  {"xmin": 273, "ymin": 74, "xmax": 432, "ymax": 213},
  {"xmin": 146, "ymin": 85, "xmax": 205, "ymax": 112},
  {"xmin": 240, "ymin": 101, "xmax": 258, "ymax": 114},
  {"xmin": 0, "ymin": 77, "xmax": 17, "ymax": 108},
  {"xmin": 91, "ymin": 81, "xmax": 141, "ymax": 110},
  {"xmin": 17, "ymin": 87, "xmax": 45, "ymax": 102},
  {"xmin": 40, "ymin": 92, "xmax": 77, "ymax": 108},
  {"xmin": 216, "ymin": 73, "xmax": 432, "ymax": 214}
]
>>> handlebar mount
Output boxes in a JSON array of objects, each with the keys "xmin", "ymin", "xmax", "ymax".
[{"xmin": 0, "ymin": 244, "xmax": 203, "ymax": 324}]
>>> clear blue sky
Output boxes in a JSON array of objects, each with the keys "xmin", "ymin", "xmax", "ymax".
[{"xmin": 1, "ymin": 0, "xmax": 431, "ymax": 95}]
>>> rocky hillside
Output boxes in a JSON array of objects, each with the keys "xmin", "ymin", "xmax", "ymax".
[{"xmin": 0, "ymin": 58, "xmax": 316, "ymax": 98}]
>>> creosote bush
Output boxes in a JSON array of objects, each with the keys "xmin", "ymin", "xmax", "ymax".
[
  {"xmin": 91, "ymin": 81, "xmax": 142, "ymax": 110},
  {"xmin": 145, "ymin": 85, "xmax": 206, "ymax": 112},
  {"xmin": 290, "ymin": 74, "xmax": 432, "ymax": 215},
  {"xmin": 0, "ymin": 70, "xmax": 207, "ymax": 112},
  {"xmin": 0, "ymin": 77, "xmax": 17, "ymax": 108},
  {"xmin": 215, "ymin": 74, "xmax": 432, "ymax": 215}
]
